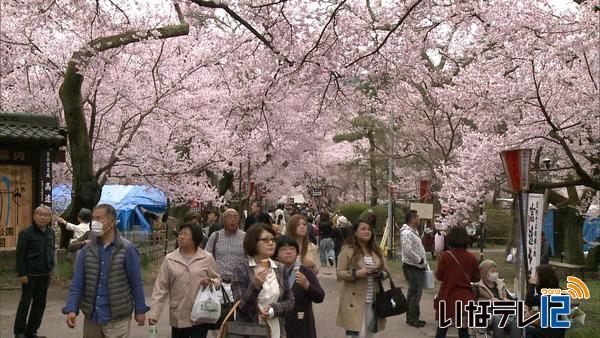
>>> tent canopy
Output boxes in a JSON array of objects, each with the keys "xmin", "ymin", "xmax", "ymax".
[{"xmin": 52, "ymin": 184, "xmax": 167, "ymax": 233}]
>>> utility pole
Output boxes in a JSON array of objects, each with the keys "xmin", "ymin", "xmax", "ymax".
[{"xmin": 387, "ymin": 112, "xmax": 394, "ymax": 259}]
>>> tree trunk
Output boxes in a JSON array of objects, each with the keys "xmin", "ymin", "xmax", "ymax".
[
  {"xmin": 506, "ymin": 194, "xmax": 518, "ymax": 256},
  {"xmin": 556, "ymin": 207, "xmax": 586, "ymax": 265},
  {"xmin": 58, "ymin": 62, "xmax": 101, "ymax": 248},
  {"xmin": 57, "ymin": 24, "xmax": 189, "ymax": 248},
  {"xmin": 368, "ymin": 131, "xmax": 378, "ymax": 206}
]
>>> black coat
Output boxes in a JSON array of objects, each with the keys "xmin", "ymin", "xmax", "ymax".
[
  {"xmin": 244, "ymin": 212, "xmax": 272, "ymax": 231},
  {"xmin": 16, "ymin": 224, "xmax": 55, "ymax": 277},
  {"xmin": 284, "ymin": 265, "xmax": 325, "ymax": 338}
]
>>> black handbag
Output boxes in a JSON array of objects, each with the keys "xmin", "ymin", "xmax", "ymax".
[
  {"xmin": 218, "ymin": 300, "xmax": 271, "ymax": 338},
  {"xmin": 374, "ymin": 273, "xmax": 408, "ymax": 318}
]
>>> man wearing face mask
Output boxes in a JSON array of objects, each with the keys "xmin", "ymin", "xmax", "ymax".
[
  {"xmin": 62, "ymin": 204, "xmax": 150, "ymax": 337},
  {"xmin": 475, "ymin": 260, "xmax": 520, "ymax": 338}
]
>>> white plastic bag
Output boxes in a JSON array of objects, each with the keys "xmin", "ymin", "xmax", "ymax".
[
  {"xmin": 191, "ymin": 284, "xmax": 221, "ymax": 324},
  {"xmin": 423, "ymin": 263, "xmax": 435, "ymax": 289}
]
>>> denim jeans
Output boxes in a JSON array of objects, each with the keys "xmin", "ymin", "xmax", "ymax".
[
  {"xmin": 319, "ymin": 238, "xmax": 335, "ymax": 265},
  {"xmin": 402, "ymin": 263, "xmax": 424, "ymax": 324}
]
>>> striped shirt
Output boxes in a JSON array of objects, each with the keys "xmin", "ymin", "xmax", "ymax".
[
  {"xmin": 205, "ymin": 229, "xmax": 246, "ymax": 281},
  {"xmin": 364, "ymin": 256, "xmax": 375, "ymax": 304}
]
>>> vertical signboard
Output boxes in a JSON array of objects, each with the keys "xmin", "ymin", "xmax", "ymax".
[
  {"xmin": 40, "ymin": 150, "xmax": 52, "ymax": 206},
  {"xmin": 527, "ymin": 193, "xmax": 544, "ymax": 278}
]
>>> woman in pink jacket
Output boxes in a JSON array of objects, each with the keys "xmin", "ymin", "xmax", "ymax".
[{"xmin": 147, "ymin": 223, "xmax": 221, "ymax": 338}]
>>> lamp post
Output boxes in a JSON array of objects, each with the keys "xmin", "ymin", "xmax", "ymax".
[
  {"xmin": 387, "ymin": 112, "xmax": 394, "ymax": 259},
  {"xmin": 479, "ymin": 201, "xmax": 486, "ymax": 262},
  {"xmin": 500, "ymin": 149, "xmax": 532, "ymax": 299}
]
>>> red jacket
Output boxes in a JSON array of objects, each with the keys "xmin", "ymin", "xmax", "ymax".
[{"xmin": 435, "ymin": 248, "xmax": 481, "ymax": 319}]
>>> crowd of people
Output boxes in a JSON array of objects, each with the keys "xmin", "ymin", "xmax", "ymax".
[{"xmin": 13, "ymin": 203, "xmax": 567, "ymax": 338}]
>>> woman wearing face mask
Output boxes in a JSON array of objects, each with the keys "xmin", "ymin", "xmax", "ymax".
[
  {"xmin": 336, "ymin": 220, "xmax": 389, "ymax": 338},
  {"xmin": 275, "ymin": 235, "xmax": 324, "ymax": 338},
  {"xmin": 475, "ymin": 260, "xmax": 520, "ymax": 338}
]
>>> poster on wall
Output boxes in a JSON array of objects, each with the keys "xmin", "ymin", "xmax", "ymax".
[
  {"xmin": 526, "ymin": 193, "xmax": 544, "ymax": 278},
  {"xmin": 0, "ymin": 165, "xmax": 33, "ymax": 248}
]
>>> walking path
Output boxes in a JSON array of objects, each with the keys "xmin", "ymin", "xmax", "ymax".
[{"xmin": 1, "ymin": 265, "xmax": 465, "ymax": 337}]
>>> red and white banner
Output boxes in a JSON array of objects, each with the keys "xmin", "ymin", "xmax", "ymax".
[{"xmin": 500, "ymin": 149, "xmax": 532, "ymax": 192}]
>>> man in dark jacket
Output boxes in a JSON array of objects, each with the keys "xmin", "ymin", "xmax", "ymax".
[
  {"xmin": 244, "ymin": 201, "xmax": 272, "ymax": 231},
  {"xmin": 14, "ymin": 205, "xmax": 55, "ymax": 338}
]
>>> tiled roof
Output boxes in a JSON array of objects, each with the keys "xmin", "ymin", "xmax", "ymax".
[{"xmin": 0, "ymin": 113, "xmax": 67, "ymax": 146}]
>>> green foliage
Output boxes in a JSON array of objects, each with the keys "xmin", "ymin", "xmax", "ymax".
[
  {"xmin": 485, "ymin": 208, "xmax": 513, "ymax": 237},
  {"xmin": 0, "ymin": 266, "xmax": 17, "ymax": 289},
  {"xmin": 333, "ymin": 131, "xmax": 365, "ymax": 143},
  {"xmin": 337, "ymin": 203, "xmax": 370, "ymax": 225},
  {"xmin": 566, "ymin": 279, "xmax": 600, "ymax": 338},
  {"xmin": 358, "ymin": 204, "xmax": 405, "ymax": 233},
  {"xmin": 586, "ymin": 245, "xmax": 599, "ymax": 272},
  {"xmin": 55, "ymin": 260, "xmax": 74, "ymax": 280}
]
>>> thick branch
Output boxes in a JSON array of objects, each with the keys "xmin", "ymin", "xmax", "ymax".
[
  {"xmin": 345, "ymin": 0, "xmax": 423, "ymax": 68},
  {"xmin": 299, "ymin": 0, "xmax": 347, "ymax": 65},
  {"xmin": 531, "ymin": 179, "xmax": 584, "ymax": 190},
  {"xmin": 531, "ymin": 60, "xmax": 599, "ymax": 190},
  {"xmin": 190, "ymin": 0, "xmax": 293, "ymax": 65},
  {"xmin": 59, "ymin": 20, "xmax": 190, "ymax": 213}
]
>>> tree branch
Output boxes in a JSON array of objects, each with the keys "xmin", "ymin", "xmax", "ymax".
[
  {"xmin": 345, "ymin": 0, "xmax": 423, "ymax": 68},
  {"xmin": 531, "ymin": 60, "xmax": 599, "ymax": 190},
  {"xmin": 189, "ymin": 0, "xmax": 293, "ymax": 65},
  {"xmin": 299, "ymin": 0, "xmax": 347, "ymax": 65}
]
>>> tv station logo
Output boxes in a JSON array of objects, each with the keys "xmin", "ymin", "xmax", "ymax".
[{"xmin": 437, "ymin": 276, "xmax": 590, "ymax": 329}]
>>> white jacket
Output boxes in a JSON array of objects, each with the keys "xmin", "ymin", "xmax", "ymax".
[{"xmin": 400, "ymin": 224, "xmax": 427, "ymax": 268}]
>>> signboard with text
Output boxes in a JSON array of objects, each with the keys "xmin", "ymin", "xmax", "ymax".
[{"xmin": 526, "ymin": 193, "xmax": 544, "ymax": 278}]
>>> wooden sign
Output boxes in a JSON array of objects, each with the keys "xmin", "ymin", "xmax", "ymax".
[{"xmin": 0, "ymin": 165, "xmax": 33, "ymax": 248}]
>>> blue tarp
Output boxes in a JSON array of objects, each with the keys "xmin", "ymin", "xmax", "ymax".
[
  {"xmin": 583, "ymin": 216, "xmax": 600, "ymax": 252},
  {"xmin": 543, "ymin": 209, "xmax": 555, "ymax": 255},
  {"xmin": 541, "ymin": 209, "xmax": 599, "ymax": 253},
  {"xmin": 52, "ymin": 184, "xmax": 167, "ymax": 233}
]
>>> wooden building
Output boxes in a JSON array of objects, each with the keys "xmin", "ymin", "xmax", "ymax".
[{"xmin": 0, "ymin": 113, "xmax": 66, "ymax": 249}]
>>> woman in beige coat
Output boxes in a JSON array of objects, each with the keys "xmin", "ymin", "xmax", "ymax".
[
  {"xmin": 147, "ymin": 223, "xmax": 221, "ymax": 338},
  {"xmin": 337, "ymin": 220, "xmax": 389, "ymax": 338}
]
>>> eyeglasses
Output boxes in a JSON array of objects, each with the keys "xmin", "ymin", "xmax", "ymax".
[{"xmin": 259, "ymin": 237, "xmax": 276, "ymax": 244}]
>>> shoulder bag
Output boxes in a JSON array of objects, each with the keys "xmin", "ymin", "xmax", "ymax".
[
  {"xmin": 374, "ymin": 269, "xmax": 408, "ymax": 318},
  {"xmin": 218, "ymin": 300, "xmax": 271, "ymax": 338}
]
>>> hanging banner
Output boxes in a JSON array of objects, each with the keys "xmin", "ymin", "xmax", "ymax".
[
  {"xmin": 526, "ymin": 193, "xmax": 544, "ymax": 278},
  {"xmin": 500, "ymin": 149, "xmax": 532, "ymax": 192}
]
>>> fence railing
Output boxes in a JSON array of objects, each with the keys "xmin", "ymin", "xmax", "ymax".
[{"xmin": 124, "ymin": 231, "xmax": 176, "ymax": 264}]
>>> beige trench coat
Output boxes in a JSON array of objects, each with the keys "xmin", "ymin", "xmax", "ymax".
[
  {"xmin": 336, "ymin": 245, "xmax": 388, "ymax": 332},
  {"xmin": 147, "ymin": 248, "xmax": 221, "ymax": 328},
  {"xmin": 304, "ymin": 242, "xmax": 320, "ymax": 274}
]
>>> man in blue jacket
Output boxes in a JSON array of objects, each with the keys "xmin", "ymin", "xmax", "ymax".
[
  {"xmin": 62, "ymin": 204, "xmax": 149, "ymax": 337},
  {"xmin": 14, "ymin": 205, "xmax": 55, "ymax": 338}
]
